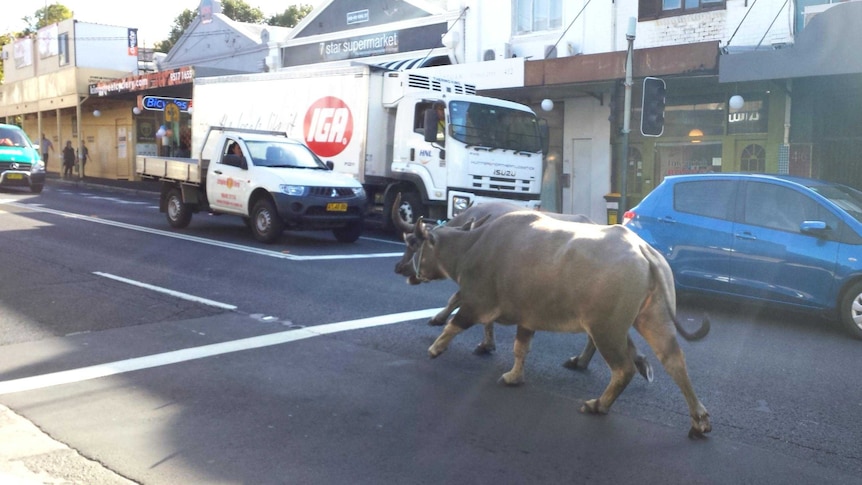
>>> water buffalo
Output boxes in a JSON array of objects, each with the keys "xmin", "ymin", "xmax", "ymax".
[
  {"xmin": 393, "ymin": 198, "xmax": 654, "ymax": 382},
  {"xmin": 398, "ymin": 209, "xmax": 711, "ymax": 438}
]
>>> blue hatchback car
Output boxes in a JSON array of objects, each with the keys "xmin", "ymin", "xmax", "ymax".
[{"xmin": 623, "ymin": 173, "xmax": 862, "ymax": 339}]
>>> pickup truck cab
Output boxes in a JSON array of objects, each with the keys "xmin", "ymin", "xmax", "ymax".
[
  {"xmin": 0, "ymin": 124, "xmax": 45, "ymax": 193},
  {"xmin": 137, "ymin": 128, "xmax": 366, "ymax": 243}
]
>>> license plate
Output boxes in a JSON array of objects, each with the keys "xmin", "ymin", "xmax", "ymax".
[
  {"xmin": 326, "ymin": 202, "xmax": 348, "ymax": 212},
  {"xmin": 6, "ymin": 173, "xmax": 23, "ymax": 180}
]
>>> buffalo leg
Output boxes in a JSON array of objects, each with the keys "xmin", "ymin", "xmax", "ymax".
[
  {"xmin": 634, "ymin": 310, "xmax": 711, "ymax": 438},
  {"xmin": 428, "ymin": 311, "xmax": 477, "ymax": 358},
  {"xmin": 563, "ymin": 335, "xmax": 653, "ymax": 382},
  {"xmin": 429, "ymin": 291, "xmax": 460, "ymax": 326},
  {"xmin": 580, "ymin": 332, "xmax": 636, "ymax": 414},
  {"xmin": 473, "ymin": 323, "xmax": 496, "ymax": 355},
  {"xmin": 499, "ymin": 326, "xmax": 535, "ymax": 386}
]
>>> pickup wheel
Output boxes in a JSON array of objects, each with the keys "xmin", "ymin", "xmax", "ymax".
[
  {"xmin": 166, "ymin": 188, "xmax": 192, "ymax": 228},
  {"xmin": 250, "ymin": 198, "xmax": 284, "ymax": 243},
  {"xmin": 333, "ymin": 220, "xmax": 362, "ymax": 243},
  {"xmin": 30, "ymin": 184, "xmax": 44, "ymax": 194}
]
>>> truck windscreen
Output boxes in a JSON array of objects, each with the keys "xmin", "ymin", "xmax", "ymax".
[{"xmin": 448, "ymin": 101, "xmax": 541, "ymax": 153}]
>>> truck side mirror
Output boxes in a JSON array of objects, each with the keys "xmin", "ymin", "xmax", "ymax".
[
  {"xmin": 325, "ymin": 161, "xmax": 334, "ymax": 170},
  {"xmin": 424, "ymin": 109, "xmax": 439, "ymax": 143}
]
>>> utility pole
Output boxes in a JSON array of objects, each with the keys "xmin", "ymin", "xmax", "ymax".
[{"xmin": 619, "ymin": 17, "xmax": 636, "ymax": 220}]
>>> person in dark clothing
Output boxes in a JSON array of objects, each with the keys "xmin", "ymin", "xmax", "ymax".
[
  {"xmin": 79, "ymin": 141, "xmax": 89, "ymax": 179},
  {"xmin": 62, "ymin": 141, "xmax": 76, "ymax": 179}
]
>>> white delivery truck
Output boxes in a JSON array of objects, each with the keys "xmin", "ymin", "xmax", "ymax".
[
  {"xmin": 190, "ymin": 64, "xmax": 546, "ymax": 229},
  {"xmin": 136, "ymin": 127, "xmax": 367, "ymax": 243}
]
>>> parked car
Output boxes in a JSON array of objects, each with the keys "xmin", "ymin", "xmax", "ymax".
[
  {"xmin": 0, "ymin": 124, "xmax": 45, "ymax": 193},
  {"xmin": 623, "ymin": 173, "xmax": 862, "ymax": 339}
]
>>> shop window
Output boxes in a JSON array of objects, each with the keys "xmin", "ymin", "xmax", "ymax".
[
  {"xmin": 515, "ymin": 0, "xmax": 562, "ymax": 33},
  {"xmin": 58, "ymin": 33, "xmax": 69, "ymax": 66},
  {"xmin": 639, "ymin": 0, "xmax": 725, "ymax": 20},
  {"xmin": 637, "ymin": 100, "xmax": 725, "ymax": 138},
  {"xmin": 727, "ymin": 95, "xmax": 769, "ymax": 134},
  {"xmin": 740, "ymin": 144, "xmax": 766, "ymax": 172}
]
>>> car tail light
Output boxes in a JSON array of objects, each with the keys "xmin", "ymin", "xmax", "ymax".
[{"xmin": 622, "ymin": 210, "xmax": 636, "ymax": 225}]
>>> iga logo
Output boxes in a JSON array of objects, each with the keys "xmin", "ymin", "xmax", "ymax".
[{"xmin": 304, "ymin": 96, "xmax": 352, "ymax": 157}]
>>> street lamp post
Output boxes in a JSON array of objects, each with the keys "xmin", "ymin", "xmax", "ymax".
[{"xmin": 619, "ymin": 17, "xmax": 636, "ymax": 221}]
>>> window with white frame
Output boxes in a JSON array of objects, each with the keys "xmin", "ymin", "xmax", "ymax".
[{"xmin": 515, "ymin": 0, "xmax": 562, "ymax": 34}]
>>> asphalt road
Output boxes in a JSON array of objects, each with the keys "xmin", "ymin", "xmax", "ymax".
[{"xmin": 1, "ymin": 180, "xmax": 861, "ymax": 484}]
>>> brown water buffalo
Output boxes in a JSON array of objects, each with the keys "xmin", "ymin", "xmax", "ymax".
[
  {"xmin": 393, "ymin": 198, "xmax": 654, "ymax": 382},
  {"xmin": 398, "ymin": 209, "xmax": 711, "ymax": 438}
]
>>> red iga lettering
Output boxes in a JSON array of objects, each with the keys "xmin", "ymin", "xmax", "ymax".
[{"xmin": 304, "ymin": 96, "xmax": 352, "ymax": 157}]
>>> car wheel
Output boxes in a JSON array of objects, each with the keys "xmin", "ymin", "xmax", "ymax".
[
  {"xmin": 251, "ymin": 198, "xmax": 284, "ymax": 244},
  {"xmin": 840, "ymin": 281, "xmax": 862, "ymax": 340},
  {"xmin": 30, "ymin": 184, "xmax": 44, "ymax": 194},
  {"xmin": 333, "ymin": 220, "xmax": 362, "ymax": 243},
  {"xmin": 166, "ymin": 188, "xmax": 192, "ymax": 228}
]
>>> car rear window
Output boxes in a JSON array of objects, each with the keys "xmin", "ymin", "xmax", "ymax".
[{"xmin": 673, "ymin": 180, "xmax": 736, "ymax": 220}]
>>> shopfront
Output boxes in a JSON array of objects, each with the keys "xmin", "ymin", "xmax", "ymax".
[{"xmin": 618, "ymin": 81, "xmax": 785, "ymax": 207}]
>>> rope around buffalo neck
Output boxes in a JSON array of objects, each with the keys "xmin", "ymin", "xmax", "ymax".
[{"xmin": 411, "ymin": 221, "xmax": 446, "ymax": 281}]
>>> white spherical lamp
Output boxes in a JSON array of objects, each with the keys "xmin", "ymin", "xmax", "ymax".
[
  {"xmin": 729, "ymin": 95, "xmax": 745, "ymax": 111},
  {"xmin": 132, "ymin": 107, "xmax": 141, "ymax": 115},
  {"xmin": 541, "ymin": 99, "xmax": 554, "ymax": 112},
  {"xmin": 93, "ymin": 109, "xmax": 101, "ymax": 117}
]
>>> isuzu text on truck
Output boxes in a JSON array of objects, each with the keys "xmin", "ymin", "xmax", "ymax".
[
  {"xmin": 190, "ymin": 65, "xmax": 546, "ymax": 229},
  {"xmin": 136, "ymin": 127, "xmax": 366, "ymax": 243}
]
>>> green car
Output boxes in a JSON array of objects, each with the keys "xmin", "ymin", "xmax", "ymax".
[{"xmin": 0, "ymin": 124, "xmax": 46, "ymax": 193}]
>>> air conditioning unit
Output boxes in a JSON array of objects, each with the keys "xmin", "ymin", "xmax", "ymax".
[{"xmin": 482, "ymin": 42, "xmax": 512, "ymax": 61}]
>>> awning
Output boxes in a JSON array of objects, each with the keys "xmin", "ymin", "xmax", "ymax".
[
  {"xmin": 719, "ymin": 1, "xmax": 862, "ymax": 83},
  {"xmin": 375, "ymin": 55, "xmax": 451, "ymax": 71}
]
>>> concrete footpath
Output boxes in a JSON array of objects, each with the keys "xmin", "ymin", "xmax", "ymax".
[{"xmin": 0, "ymin": 404, "xmax": 136, "ymax": 484}]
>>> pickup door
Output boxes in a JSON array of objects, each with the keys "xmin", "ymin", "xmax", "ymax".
[{"xmin": 206, "ymin": 150, "xmax": 252, "ymax": 215}]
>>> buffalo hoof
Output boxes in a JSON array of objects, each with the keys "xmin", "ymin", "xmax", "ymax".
[
  {"xmin": 688, "ymin": 413, "xmax": 712, "ymax": 439},
  {"xmin": 635, "ymin": 357, "xmax": 654, "ymax": 382},
  {"xmin": 498, "ymin": 372, "xmax": 524, "ymax": 386},
  {"xmin": 580, "ymin": 399, "xmax": 609, "ymax": 415},
  {"xmin": 562, "ymin": 356, "xmax": 589, "ymax": 371},
  {"xmin": 428, "ymin": 346, "xmax": 445, "ymax": 358},
  {"xmin": 427, "ymin": 318, "xmax": 446, "ymax": 327},
  {"xmin": 473, "ymin": 343, "xmax": 495, "ymax": 355}
]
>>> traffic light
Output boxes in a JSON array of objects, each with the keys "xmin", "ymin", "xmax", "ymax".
[{"xmin": 641, "ymin": 77, "xmax": 666, "ymax": 137}]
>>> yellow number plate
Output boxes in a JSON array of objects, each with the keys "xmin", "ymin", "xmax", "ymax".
[
  {"xmin": 6, "ymin": 173, "xmax": 23, "ymax": 180},
  {"xmin": 326, "ymin": 202, "xmax": 348, "ymax": 212}
]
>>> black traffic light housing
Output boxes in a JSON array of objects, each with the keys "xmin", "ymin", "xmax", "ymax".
[{"xmin": 640, "ymin": 77, "xmax": 666, "ymax": 137}]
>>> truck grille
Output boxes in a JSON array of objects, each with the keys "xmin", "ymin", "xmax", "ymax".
[
  {"xmin": 308, "ymin": 187, "xmax": 357, "ymax": 198},
  {"xmin": 471, "ymin": 175, "xmax": 533, "ymax": 192}
]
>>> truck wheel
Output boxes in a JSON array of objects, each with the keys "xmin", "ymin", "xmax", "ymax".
[
  {"xmin": 839, "ymin": 281, "xmax": 862, "ymax": 340},
  {"xmin": 251, "ymin": 198, "xmax": 284, "ymax": 243},
  {"xmin": 333, "ymin": 221, "xmax": 362, "ymax": 243},
  {"xmin": 166, "ymin": 188, "xmax": 192, "ymax": 228},
  {"xmin": 395, "ymin": 191, "xmax": 427, "ymax": 227},
  {"xmin": 30, "ymin": 184, "xmax": 44, "ymax": 194}
]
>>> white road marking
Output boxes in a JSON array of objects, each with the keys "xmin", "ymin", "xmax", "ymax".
[
  {"xmin": 93, "ymin": 272, "xmax": 238, "ymax": 310},
  {"xmin": 1, "ymin": 201, "xmax": 405, "ymax": 260},
  {"xmin": 0, "ymin": 307, "xmax": 442, "ymax": 395}
]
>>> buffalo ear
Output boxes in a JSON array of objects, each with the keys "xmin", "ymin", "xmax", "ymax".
[{"xmin": 418, "ymin": 217, "xmax": 431, "ymax": 239}]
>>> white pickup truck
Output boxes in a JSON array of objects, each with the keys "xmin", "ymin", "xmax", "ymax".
[{"xmin": 136, "ymin": 127, "xmax": 367, "ymax": 243}]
